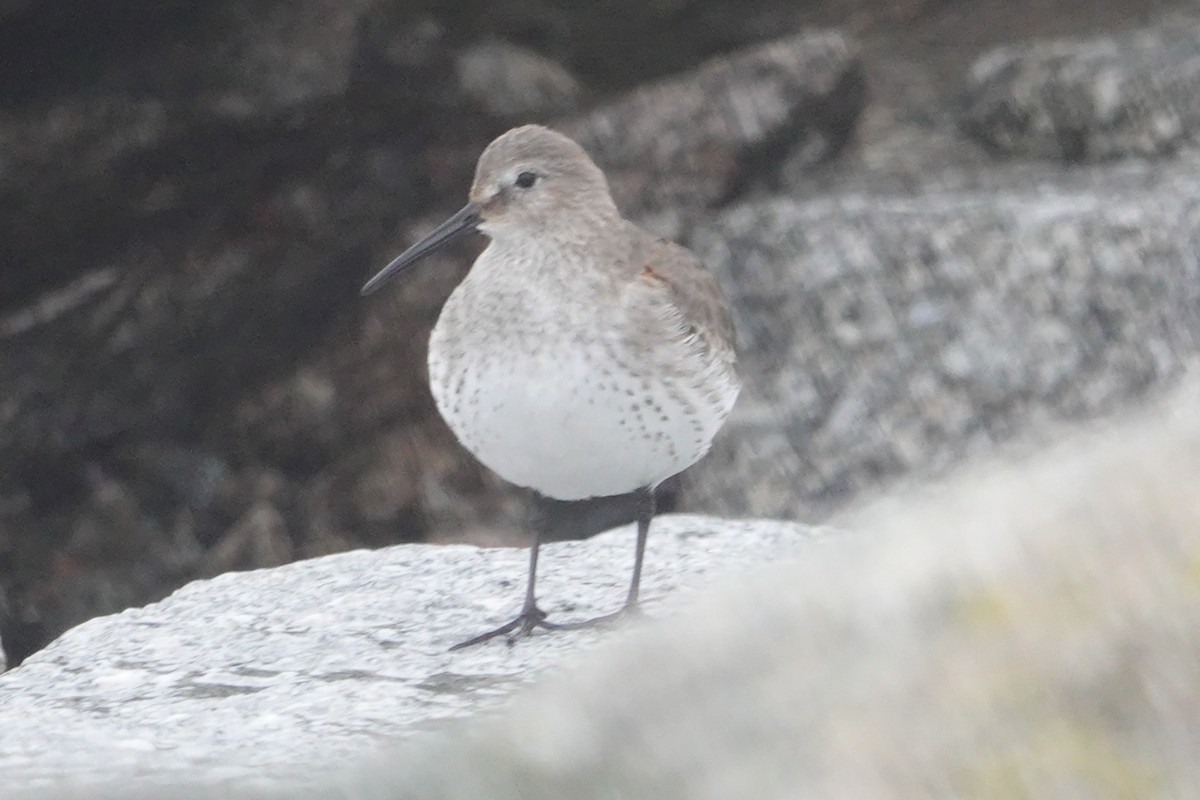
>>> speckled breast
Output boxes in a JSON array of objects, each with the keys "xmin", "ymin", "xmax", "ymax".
[{"xmin": 427, "ymin": 302, "xmax": 733, "ymax": 502}]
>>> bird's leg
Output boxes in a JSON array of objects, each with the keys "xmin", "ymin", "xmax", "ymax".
[
  {"xmin": 555, "ymin": 487, "xmax": 655, "ymax": 630},
  {"xmin": 449, "ymin": 501, "xmax": 562, "ymax": 651},
  {"xmin": 623, "ymin": 486, "xmax": 655, "ymax": 611}
]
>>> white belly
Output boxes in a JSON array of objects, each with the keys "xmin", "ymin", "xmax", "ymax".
[{"xmin": 429, "ymin": 345, "xmax": 728, "ymax": 501}]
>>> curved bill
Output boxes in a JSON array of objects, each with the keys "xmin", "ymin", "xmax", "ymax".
[{"xmin": 361, "ymin": 202, "xmax": 482, "ymax": 296}]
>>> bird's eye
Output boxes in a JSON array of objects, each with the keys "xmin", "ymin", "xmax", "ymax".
[{"xmin": 514, "ymin": 171, "xmax": 537, "ymax": 189}]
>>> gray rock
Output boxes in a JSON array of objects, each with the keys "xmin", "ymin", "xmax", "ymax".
[
  {"xmin": 0, "ymin": 0, "xmax": 32, "ymax": 19},
  {"xmin": 0, "ymin": 515, "xmax": 816, "ymax": 795},
  {"xmin": 199, "ymin": 0, "xmax": 379, "ymax": 120},
  {"xmin": 961, "ymin": 16, "xmax": 1200, "ymax": 160},
  {"xmin": 683, "ymin": 162, "xmax": 1200, "ymax": 518},
  {"xmin": 561, "ymin": 29, "xmax": 865, "ymax": 211},
  {"xmin": 456, "ymin": 38, "xmax": 583, "ymax": 119}
]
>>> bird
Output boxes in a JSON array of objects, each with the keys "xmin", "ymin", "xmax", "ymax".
[{"xmin": 361, "ymin": 124, "xmax": 740, "ymax": 649}]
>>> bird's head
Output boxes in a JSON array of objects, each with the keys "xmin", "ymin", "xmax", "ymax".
[{"xmin": 361, "ymin": 125, "xmax": 617, "ymax": 296}]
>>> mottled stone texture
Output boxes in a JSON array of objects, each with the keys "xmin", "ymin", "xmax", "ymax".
[
  {"xmin": 684, "ymin": 168, "xmax": 1200, "ymax": 516},
  {"xmin": 0, "ymin": 516, "xmax": 816, "ymax": 795},
  {"xmin": 961, "ymin": 15, "xmax": 1200, "ymax": 160},
  {"xmin": 563, "ymin": 30, "xmax": 863, "ymax": 210}
]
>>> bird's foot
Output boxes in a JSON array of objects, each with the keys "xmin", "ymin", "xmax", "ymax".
[{"xmin": 449, "ymin": 603, "xmax": 564, "ymax": 651}]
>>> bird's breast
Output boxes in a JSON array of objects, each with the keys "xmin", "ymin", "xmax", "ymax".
[{"xmin": 427, "ymin": 301, "xmax": 732, "ymax": 500}]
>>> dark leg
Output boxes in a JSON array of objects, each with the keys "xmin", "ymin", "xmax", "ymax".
[
  {"xmin": 449, "ymin": 500, "xmax": 563, "ymax": 651},
  {"xmin": 624, "ymin": 486, "xmax": 655, "ymax": 610},
  {"xmin": 555, "ymin": 486, "xmax": 655, "ymax": 630}
]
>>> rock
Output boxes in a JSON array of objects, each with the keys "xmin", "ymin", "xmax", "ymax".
[
  {"xmin": 197, "ymin": 0, "xmax": 377, "ymax": 120},
  {"xmin": 561, "ymin": 29, "xmax": 865, "ymax": 212},
  {"xmin": 960, "ymin": 16, "xmax": 1200, "ymax": 160},
  {"xmin": 196, "ymin": 502, "xmax": 293, "ymax": 577},
  {"xmin": 0, "ymin": 515, "xmax": 816, "ymax": 795},
  {"xmin": 455, "ymin": 38, "xmax": 583, "ymax": 119},
  {"xmin": 682, "ymin": 162, "xmax": 1200, "ymax": 518}
]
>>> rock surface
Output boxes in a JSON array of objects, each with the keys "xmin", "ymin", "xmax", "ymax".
[
  {"xmin": 0, "ymin": 515, "xmax": 816, "ymax": 796},
  {"xmin": 684, "ymin": 163, "xmax": 1200, "ymax": 517},
  {"xmin": 961, "ymin": 14, "xmax": 1200, "ymax": 160},
  {"xmin": 562, "ymin": 30, "xmax": 863, "ymax": 211}
]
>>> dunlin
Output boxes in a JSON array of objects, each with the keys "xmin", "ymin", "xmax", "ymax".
[{"xmin": 362, "ymin": 124, "xmax": 740, "ymax": 649}]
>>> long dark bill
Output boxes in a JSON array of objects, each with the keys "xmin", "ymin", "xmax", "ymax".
[{"xmin": 360, "ymin": 202, "xmax": 482, "ymax": 296}]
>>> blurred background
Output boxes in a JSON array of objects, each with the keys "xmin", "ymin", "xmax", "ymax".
[{"xmin": 1, "ymin": 0, "xmax": 1197, "ymax": 668}]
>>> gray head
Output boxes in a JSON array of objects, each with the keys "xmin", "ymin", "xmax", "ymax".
[
  {"xmin": 469, "ymin": 125, "xmax": 618, "ymax": 237},
  {"xmin": 361, "ymin": 125, "xmax": 618, "ymax": 295}
]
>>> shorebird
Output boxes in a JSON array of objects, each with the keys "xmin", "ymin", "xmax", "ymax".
[{"xmin": 362, "ymin": 124, "xmax": 740, "ymax": 649}]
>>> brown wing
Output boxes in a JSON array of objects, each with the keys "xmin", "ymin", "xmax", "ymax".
[{"xmin": 633, "ymin": 235, "xmax": 738, "ymax": 371}]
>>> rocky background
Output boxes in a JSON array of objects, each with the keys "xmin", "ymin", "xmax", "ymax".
[{"xmin": 1, "ymin": 0, "xmax": 1196, "ymax": 667}]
